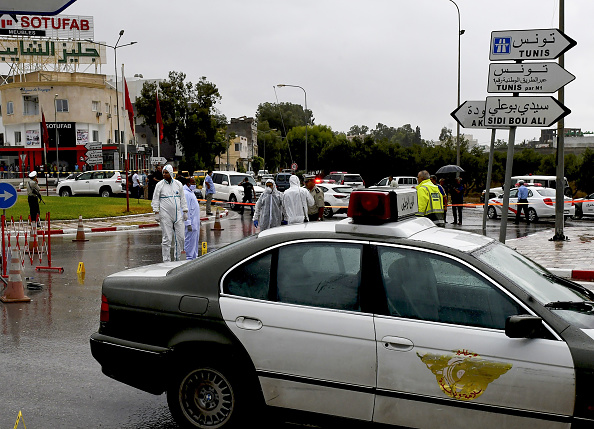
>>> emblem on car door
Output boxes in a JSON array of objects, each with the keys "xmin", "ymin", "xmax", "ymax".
[{"xmin": 417, "ymin": 349, "xmax": 512, "ymax": 401}]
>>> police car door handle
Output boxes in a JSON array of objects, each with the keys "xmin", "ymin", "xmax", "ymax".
[
  {"xmin": 381, "ymin": 336, "xmax": 414, "ymax": 352},
  {"xmin": 235, "ymin": 316, "xmax": 263, "ymax": 331}
]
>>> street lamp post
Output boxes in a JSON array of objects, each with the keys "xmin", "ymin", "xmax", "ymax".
[
  {"xmin": 54, "ymin": 93, "xmax": 58, "ymax": 182},
  {"xmin": 85, "ymin": 32, "xmax": 137, "ymax": 169},
  {"xmin": 448, "ymin": 0, "xmax": 464, "ymax": 170},
  {"xmin": 277, "ymin": 84, "xmax": 308, "ymax": 173}
]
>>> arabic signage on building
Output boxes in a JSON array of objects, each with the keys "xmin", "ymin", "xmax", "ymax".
[
  {"xmin": 0, "ymin": 39, "xmax": 105, "ymax": 64},
  {"xmin": 484, "ymin": 96, "xmax": 571, "ymax": 128},
  {"xmin": 487, "ymin": 62, "xmax": 576, "ymax": 93},
  {"xmin": 0, "ymin": 14, "xmax": 93, "ymax": 39},
  {"xmin": 490, "ymin": 29, "xmax": 577, "ymax": 61}
]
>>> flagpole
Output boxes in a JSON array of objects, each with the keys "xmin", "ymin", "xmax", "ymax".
[
  {"xmin": 157, "ymin": 86, "xmax": 161, "ymax": 158},
  {"xmin": 41, "ymin": 108, "xmax": 48, "ymax": 196},
  {"xmin": 122, "ymin": 63, "xmax": 130, "ymax": 212}
]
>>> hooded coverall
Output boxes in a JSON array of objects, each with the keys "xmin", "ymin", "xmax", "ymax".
[
  {"xmin": 253, "ymin": 179, "xmax": 283, "ymax": 231},
  {"xmin": 183, "ymin": 185, "xmax": 201, "ymax": 259},
  {"xmin": 282, "ymin": 175, "xmax": 314, "ymax": 224},
  {"xmin": 151, "ymin": 166, "xmax": 188, "ymax": 262}
]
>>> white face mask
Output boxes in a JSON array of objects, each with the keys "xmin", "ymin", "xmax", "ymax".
[{"xmin": 265, "ymin": 186, "xmax": 273, "ymax": 194}]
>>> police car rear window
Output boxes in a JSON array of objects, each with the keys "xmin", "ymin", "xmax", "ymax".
[{"xmin": 344, "ymin": 175, "xmax": 362, "ymax": 181}]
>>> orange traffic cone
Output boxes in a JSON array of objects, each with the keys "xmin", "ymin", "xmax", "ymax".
[
  {"xmin": 1, "ymin": 240, "xmax": 31, "ymax": 303},
  {"xmin": 211, "ymin": 207, "xmax": 224, "ymax": 231},
  {"xmin": 72, "ymin": 215, "xmax": 89, "ymax": 242}
]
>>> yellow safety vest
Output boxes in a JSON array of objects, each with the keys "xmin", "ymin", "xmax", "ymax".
[{"xmin": 416, "ymin": 179, "xmax": 444, "ymax": 216}]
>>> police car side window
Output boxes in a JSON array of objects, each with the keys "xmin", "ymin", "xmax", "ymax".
[
  {"xmin": 223, "ymin": 253, "xmax": 271, "ymax": 300},
  {"xmin": 277, "ymin": 243, "xmax": 362, "ymax": 312},
  {"xmin": 510, "ymin": 189, "xmax": 518, "ymax": 198},
  {"xmin": 378, "ymin": 178, "xmax": 387, "ymax": 186},
  {"xmin": 379, "ymin": 247, "xmax": 524, "ymax": 329}
]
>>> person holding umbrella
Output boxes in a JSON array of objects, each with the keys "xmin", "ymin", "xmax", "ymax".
[{"xmin": 451, "ymin": 177, "xmax": 465, "ymax": 225}]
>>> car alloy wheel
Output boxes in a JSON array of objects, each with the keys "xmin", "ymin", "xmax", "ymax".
[
  {"xmin": 487, "ymin": 206, "xmax": 497, "ymax": 219},
  {"xmin": 100, "ymin": 188, "xmax": 112, "ymax": 198},
  {"xmin": 169, "ymin": 366, "xmax": 236, "ymax": 429},
  {"xmin": 229, "ymin": 195, "xmax": 237, "ymax": 210},
  {"xmin": 528, "ymin": 208, "xmax": 538, "ymax": 223},
  {"xmin": 60, "ymin": 188, "xmax": 71, "ymax": 197}
]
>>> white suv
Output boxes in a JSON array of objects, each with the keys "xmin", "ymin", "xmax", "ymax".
[
  {"xmin": 211, "ymin": 171, "xmax": 264, "ymax": 209},
  {"xmin": 57, "ymin": 170, "xmax": 123, "ymax": 197}
]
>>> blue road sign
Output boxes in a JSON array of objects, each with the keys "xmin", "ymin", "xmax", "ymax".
[{"xmin": 0, "ymin": 182, "xmax": 17, "ymax": 209}]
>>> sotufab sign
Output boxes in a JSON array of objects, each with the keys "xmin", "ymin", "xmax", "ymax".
[{"xmin": 0, "ymin": 14, "xmax": 93, "ymax": 38}]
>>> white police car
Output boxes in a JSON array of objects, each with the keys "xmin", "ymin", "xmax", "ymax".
[{"xmin": 90, "ymin": 188, "xmax": 594, "ymax": 429}]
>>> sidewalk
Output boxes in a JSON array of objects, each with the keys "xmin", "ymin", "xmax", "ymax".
[{"xmin": 507, "ymin": 227, "xmax": 594, "ymax": 281}]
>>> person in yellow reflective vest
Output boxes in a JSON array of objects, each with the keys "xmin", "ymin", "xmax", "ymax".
[{"xmin": 416, "ymin": 170, "xmax": 445, "ymax": 227}]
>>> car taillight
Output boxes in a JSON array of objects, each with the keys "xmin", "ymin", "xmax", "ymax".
[
  {"xmin": 543, "ymin": 198, "xmax": 554, "ymax": 206},
  {"xmin": 115, "ymin": 175, "xmax": 122, "ymax": 183},
  {"xmin": 100, "ymin": 294, "xmax": 109, "ymax": 322}
]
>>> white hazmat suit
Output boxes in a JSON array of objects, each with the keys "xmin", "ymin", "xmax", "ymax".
[
  {"xmin": 282, "ymin": 175, "xmax": 314, "ymax": 224},
  {"xmin": 183, "ymin": 184, "xmax": 201, "ymax": 259},
  {"xmin": 151, "ymin": 165, "xmax": 188, "ymax": 261},
  {"xmin": 253, "ymin": 179, "xmax": 283, "ymax": 231}
]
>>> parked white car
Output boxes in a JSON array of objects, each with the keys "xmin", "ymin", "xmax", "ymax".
[
  {"xmin": 369, "ymin": 176, "xmax": 418, "ymax": 190},
  {"xmin": 211, "ymin": 171, "xmax": 264, "ymax": 209},
  {"xmin": 317, "ymin": 183, "xmax": 352, "ymax": 218},
  {"xmin": 56, "ymin": 170, "xmax": 123, "ymax": 197},
  {"xmin": 487, "ymin": 187, "xmax": 574, "ymax": 222},
  {"xmin": 574, "ymin": 192, "xmax": 594, "ymax": 219}
]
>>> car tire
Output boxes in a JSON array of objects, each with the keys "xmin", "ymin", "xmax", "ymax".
[
  {"xmin": 167, "ymin": 364, "xmax": 242, "ymax": 429},
  {"xmin": 528, "ymin": 208, "xmax": 538, "ymax": 223},
  {"xmin": 59, "ymin": 188, "xmax": 71, "ymax": 197},
  {"xmin": 487, "ymin": 206, "xmax": 497, "ymax": 219},
  {"xmin": 229, "ymin": 194, "xmax": 237, "ymax": 210},
  {"xmin": 574, "ymin": 206, "xmax": 583, "ymax": 220},
  {"xmin": 100, "ymin": 187, "xmax": 112, "ymax": 198},
  {"xmin": 323, "ymin": 203, "xmax": 334, "ymax": 219}
]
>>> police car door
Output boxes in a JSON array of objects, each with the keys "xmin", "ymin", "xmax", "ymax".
[
  {"xmin": 583, "ymin": 193, "xmax": 594, "ymax": 216},
  {"xmin": 219, "ymin": 240, "xmax": 376, "ymax": 421},
  {"xmin": 372, "ymin": 245, "xmax": 574, "ymax": 429}
]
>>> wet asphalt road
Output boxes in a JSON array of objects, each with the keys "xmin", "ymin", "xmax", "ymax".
[{"xmin": 0, "ymin": 209, "xmax": 591, "ymax": 428}]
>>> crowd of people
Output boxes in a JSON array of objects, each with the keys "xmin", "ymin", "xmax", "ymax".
[{"xmin": 416, "ymin": 170, "xmax": 465, "ymax": 227}]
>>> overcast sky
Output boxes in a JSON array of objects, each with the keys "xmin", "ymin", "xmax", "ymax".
[{"xmin": 62, "ymin": 0, "xmax": 592, "ymax": 145}]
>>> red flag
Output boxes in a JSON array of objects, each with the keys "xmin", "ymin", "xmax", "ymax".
[
  {"xmin": 156, "ymin": 90, "xmax": 163, "ymax": 143},
  {"xmin": 41, "ymin": 110, "xmax": 49, "ymax": 146},
  {"xmin": 124, "ymin": 78, "xmax": 135, "ymax": 137}
]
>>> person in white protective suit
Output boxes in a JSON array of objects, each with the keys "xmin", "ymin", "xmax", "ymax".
[
  {"xmin": 151, "ymin": 165, "xmax": 188, "ymax": 262},
  {"xmin": 253, "ymin": 179, "xmax": 283, "ymax": 231},
  {"xmin": 182, "ymin": 176, "xmax": 201, "ymax": 259},
  {"xmin": 282, "ymin": 175, "xmax": 314, "ymax": 225}
]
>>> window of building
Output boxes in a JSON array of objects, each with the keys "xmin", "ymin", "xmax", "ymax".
[
  {"xmin": 92, "ymin": 101, "xmax": 100, "ymax": 112},
  {"xmin": 92, "ymin": 130, "xmax": 99, "ymax": 142},
  {"xmin": 55, "ymin": 99, "xmax": 69, "ymax": 112},
  {"xmin": 235, "ymin": 143, "xmax": 241, "ymax": 151},
  {"xmin": 7, "ymin": 101, "xmax": 13, "ymax": 115},
  {"xmin": 23, "ymin": 96, "xmax": 39, "ymax": 116},
  {"xmin": 105, "ymin": 103, "xmax": 110, "ymax": 114},
  {"xmin": 14, "ymin": 131, "xmax": 21, "ymax": 144},
  {"xmin": 0, "ymin": 133, "xmax": 4, "ymax": 145}
]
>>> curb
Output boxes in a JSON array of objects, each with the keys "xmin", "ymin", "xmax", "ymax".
[
  {"xmin": 49, "ymin": 209, "xmax": 230, "ymax": 235},
  {"xmin": 548, "ymin": 268, "xmax": 594, "ymax": 282}
]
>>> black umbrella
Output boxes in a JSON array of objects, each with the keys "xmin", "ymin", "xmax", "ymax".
[{"xmin": 436, "ymin": 164, "xmax": 465, "ymax": 174}]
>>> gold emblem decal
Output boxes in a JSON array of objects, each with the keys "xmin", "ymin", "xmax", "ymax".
[{"xmin": 417, "ymin": 349, "xmax": 512, "ymax": 401}]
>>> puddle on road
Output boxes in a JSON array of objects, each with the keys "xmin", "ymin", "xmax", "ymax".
[{"xmin": 579, "ymin": 234, "xmax": 594, "ymax": 243}]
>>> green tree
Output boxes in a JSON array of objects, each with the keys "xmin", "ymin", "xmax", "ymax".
[
  {"xmin": 576, "ymin": 148, "xmax": 594, "ymax": 193},
  {"xmin": 135, "ymin": 71, "xmax": 226, "ymax": 172},
  {"xmin": 348, "ymin": 125, "xmax": 369, "ymax": 136},
  {"xmin": 256, "ymin": 102, "xmax": 313, "ymax": 136}
]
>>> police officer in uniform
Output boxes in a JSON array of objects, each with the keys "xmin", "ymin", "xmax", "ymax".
[
  {"xmin": 416, "ymin": 170, "xmax": 445, "ymax": 227},
  {"xmin": 26, "ymin": 171, "xmax": 43, "ymax": 226},
  {"xmin": 304, "ymin": 175, "xmax": 325, "ymax": 221}
]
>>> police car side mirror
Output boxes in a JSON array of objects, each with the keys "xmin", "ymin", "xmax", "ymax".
[
  {"xmin": 222, "ymin": 181, "xmax": 229, "ymax": 186},
  {"xmin": 505, "ymin": 315, "xmax": 543, "ymax": 338}
]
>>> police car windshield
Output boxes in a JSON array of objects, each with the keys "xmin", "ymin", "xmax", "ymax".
[{"xmin": 476, "ymin": 242, "xmax": 594, "ymax": 328}]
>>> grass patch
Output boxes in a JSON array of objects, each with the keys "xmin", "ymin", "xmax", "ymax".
[{"xmin": 4, "ymin": 195, "xmax": 152, "ymax": 221}]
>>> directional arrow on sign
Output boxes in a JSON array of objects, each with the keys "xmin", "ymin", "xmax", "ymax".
[
  {"xmin": 0, "ymin": 190, "xmax": 13, "ymax": 201},
  {"xmin": 0, "ymin": 183, "xmax": 17, "ymax": 209},
  {"xmin": 85, "ymin": 150, "xmax": 102, "ymax": 158},
  {"xmin": 484, "ymin": 96, "xmax": 571, "ymax": 128},
  {"xmin": 488, "ymin": 62, "xmax": 575, "ymax": 93},
  {"xmin": 85, "ymin": 142, "xmax": 102, "ymax": 151},
  {"xmin": 490, "ymin": 28, "xmax": 577, "ymax": 61},
  {"xmin": 451, "ymin": 101, "xmax": 488, "ymax": 129}
]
